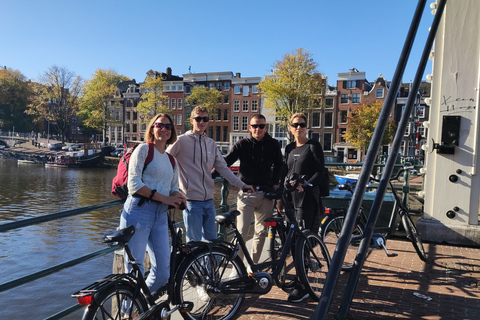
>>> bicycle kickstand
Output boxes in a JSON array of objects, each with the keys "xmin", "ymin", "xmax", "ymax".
[{"xmin": 372, "ymin": 236, "xmax": 398, "ymax": 257}]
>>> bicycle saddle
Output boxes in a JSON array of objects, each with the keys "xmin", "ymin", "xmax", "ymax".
[
  {"xmin": 102, "ymin": 225, "xmax": 135, "ymax": 244},
  {"xmin": 215, "ymin": 210, "xmax": 240, "ymax": 227}
]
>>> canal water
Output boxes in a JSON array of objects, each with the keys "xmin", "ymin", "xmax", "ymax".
[{"xmin": 0, "ymin": 158, "xmax": 238, "ymax": 319}]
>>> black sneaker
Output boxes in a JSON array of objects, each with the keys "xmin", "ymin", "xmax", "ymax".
[{"xmin": 287, "ymin": 289, "xmax": 309, "ymax": 303}]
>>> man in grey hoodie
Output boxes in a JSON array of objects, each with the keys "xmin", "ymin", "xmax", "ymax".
[{"xmin": 167, "ymin": 105, "xmax": 253, "ymax": 242}]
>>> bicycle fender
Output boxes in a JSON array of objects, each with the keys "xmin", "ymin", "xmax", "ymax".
[{"xmin": 72, "ymin": 273, "xmax": 137, "ymax": 302}]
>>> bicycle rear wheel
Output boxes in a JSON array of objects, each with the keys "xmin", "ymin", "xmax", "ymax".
[
  {"xmin": 320, "ymin": 213, "xmax": 363, "ymax": 271},
  {"xmin": 174, "ymin": 246, "xmax": 247, "ymax": 320},
  {"xmin": 82, "ymin": 284, "xmax": 148, "ymax": 320},
  {"xmin": 401, "ymin": 213, "xmax": 427, "ymax": 261},
  {"xmin": 294, "ymin": 230, "xmax": 329, "ymax": 301}
]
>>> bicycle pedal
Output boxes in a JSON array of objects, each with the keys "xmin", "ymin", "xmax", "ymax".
[{"xmin": 180, "ymin": 301, "xmax": 194, "ymax": 312}]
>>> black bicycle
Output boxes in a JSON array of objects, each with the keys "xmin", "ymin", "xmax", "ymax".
[
  {"xmin": 72, "ymin": 205, "xmax": 246, "ymax": 320},
  {"xmin": 173, "ymin": 174, "xmax": 330, "ymax": 320},
  {"xmin": 319, "ymin": 166, "xmax": 427, "ymax": 271}
]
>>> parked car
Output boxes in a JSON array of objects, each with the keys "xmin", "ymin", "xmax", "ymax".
[
  {"xmin": 48, "ymin": 143, "xmax": 64, "ymax": 151},
  {"xmin": 110, "ymin": 148, "xmax": 124, "ymax": 157},
  {"xmin": 62, "ymin": 143, "xmax": 79, "ymax": 151}
]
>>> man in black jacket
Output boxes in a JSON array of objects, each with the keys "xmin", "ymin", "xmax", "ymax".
[{"xmin": 224, "ymin": 114, "xmax": 283, "ymax": 264}]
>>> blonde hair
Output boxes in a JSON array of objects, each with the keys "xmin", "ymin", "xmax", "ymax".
[
  {"xmin": 290, "ymin": 113, "xmax": 307, "ymax": 124},
  {"xmin": 145, "ymin": 113, "xmax": 177, "ymax": 145},
  {"xmin": 191, "ymin": 105, "xmax": 209, "ymax": 117}
]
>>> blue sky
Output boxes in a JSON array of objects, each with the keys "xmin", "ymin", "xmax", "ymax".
[{"xmin": 2, "ymin": 0, "xmax": 435, "ymax": 86}]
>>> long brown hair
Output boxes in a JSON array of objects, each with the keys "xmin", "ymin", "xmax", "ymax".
[{"xmin": 145, "ymin": 113, "xmax": 177, "ymax": 145}]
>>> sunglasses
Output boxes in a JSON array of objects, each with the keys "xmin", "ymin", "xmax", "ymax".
[
  {"xmin": 290, "ymin": 122, "xmax": 307, "ymax": 128},
  {"xmin": 250, "ymin": 124, "xmax": 266, "ymax": 129},
  {"xmin": 193, "ymin": 116, "xmax": 209, "ymax": 123},
  {"xmin": 153, "ymin": 122, "xmax": 173, "ymax": 130}
]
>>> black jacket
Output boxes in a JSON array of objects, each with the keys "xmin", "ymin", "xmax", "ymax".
[{"xmin": 224, "ymin": 133, "xmax": 283, "ymax": 187}]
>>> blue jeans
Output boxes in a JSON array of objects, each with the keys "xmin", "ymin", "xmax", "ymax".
[
  {"xmin": 184, "ymin": 199, "xmax": 217, "ymax": 242},
  {"xmin": 120, "ymin": 196, "xmax": 170, "ymax": 293}
]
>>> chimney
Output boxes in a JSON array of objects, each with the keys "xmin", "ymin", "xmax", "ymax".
[
  {"xmin": 236, "ymin": 72, "xmax": 241, "ymax": 78},
  {"xmin": 166, "ymin": 67, "xmax": 172, "ymax": 78}
]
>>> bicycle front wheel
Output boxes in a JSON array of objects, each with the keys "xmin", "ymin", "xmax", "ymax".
[
  {"xmin": 401, "ymin": 213, "xmax": 427, "ymax": 261},
  {"xmin": 175, "ymin": 246, "xmax": 247, "ymax": 320},
  {"xmin": 82, "ymin": 284, "xmax": 148, "ymax": 320},
  {"xmin": 294, "ymin": 230, "xmax": 330, "ymax": 301},
  {"xmin": 320, "ymin": 214, "xmax": 363, "ymax": 271}
]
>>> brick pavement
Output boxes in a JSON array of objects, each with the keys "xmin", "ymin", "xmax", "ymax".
[{"xmin": 235, "ymin": 239, "xmax": 480, "ymax": 320}]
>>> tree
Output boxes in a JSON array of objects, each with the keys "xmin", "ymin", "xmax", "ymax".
[
  {"xmin": 26, "ymin": 66, "xmax": 83, "ymax": 142},
  {"xmin": 343, "ymin": 101, "xmax": 397, "ymax": 155},
  {"xmin": 258, "ymin": 48, "xmax": 324, "ymax": 140},
  {"xmin": 0, "ymin": 68, "xmax": 32, "ymax": 132},
  {"xmin": 185, "ymin": 86, "xmax": 223, "ymax": 115},
  {"xmin": 79, "ymin": 69, "xmax": 130, "ymax": 143},
  {"xmin": 136, "ymin": 75, "xmax": 168, "ymax": 123}
]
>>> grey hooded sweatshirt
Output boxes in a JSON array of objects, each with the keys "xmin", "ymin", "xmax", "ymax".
[{"xmin": 166, "ymin": 130, "xmax": 245, "ymax": 201}]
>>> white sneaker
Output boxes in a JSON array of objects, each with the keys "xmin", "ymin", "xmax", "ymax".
[{"xmin": 196, "ymin": 285, "xmax": 209, "ymax": 302}]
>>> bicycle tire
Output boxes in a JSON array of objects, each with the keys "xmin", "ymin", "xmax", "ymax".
[
  {"xmin": 401, "ymin": 213, "xmax": 427, "ymax": 261},
  {"xmin": 319, "ymin": 214, "xmax": 364, "ymax": 271},
  {"xmin": 294, "ymin": 230, "xmax": 329, "ymax": 301},
  {"xmin": 82, "ymin": 283, "xmax": 148, "ymax": 320},
  {"xmin": 174, "ymin": 246, "xmax": 247, "ymax": 320}
]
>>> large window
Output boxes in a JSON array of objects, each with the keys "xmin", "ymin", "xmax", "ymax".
[
  {"xmin": 325, "ymin": 98, "xmax": 334, "ymax": 108},
  {"xmin": 325, "ymin": 112, "xmax": 333, "ymax": 128},
  {"xmin": 340, "ymin": 110, "xmax": 348, "ymax": 123},
  {"xmin": 312, "ymin": 112, "xmax": 321, "ymax": 128},
  {"xmin": 216, "ymin": 109, "xmax": 221, "ymax": 121},
  {"xmin": 215, "ymin": 126, "xmax": 221, "ymax": 141},
  {"xmin": 223, "ymin": 109, "xmax": 229, "ymax": 121},
  {"xmin": 224, "ymin": 82, "xmax": 230, "ymax": 90},
  {"xmin": 376, "ymin": 88, "xmax": 384, "ymax": 98},
  {"xmin": 233, "ymin": 116, "xmax": 239, "ymax": 131},
  {"xmin": 252, "ymin": 85, "xmax": 258, "ymax": 94},
  {"xmin": 241, "ymin": 116, "xmax": 248, "ymax": 131},
  {"xmin": 234, "ymin": 86, "xmax": 241, "ymax": 94},
  {"xmin": 339, "ymin": 128, "xmax": 347, "ymax": 142},
  {"xmin": 216, "ymin": 83, "xmax": 222, "ymax": 90},
  {"xmin": 233, "ymin": 100, "xmax": 240, "ymax": 112},
  {"xmin": 352, "ymin": 93, "xmax": 360, "ymax": 104},
  {"xmin": 177, "ymin": 98, "xmax": 182, "ymax": 109},
  {"xmin": 242, "ymin": 100, "xmax": 249, "ymax": 112},
  {"xmin": 251, "ymin": 100, "xmax": 258, "ymax": 112},
  {"xmin": 341, "ymin": 94, "xmax": 349, "ymax": 104},
  {"xmin": 171, "ymin": 98, "xmax": 176, "ymax": 109},
  {"xmin": 176, "ymin": 114, "xmax": 182, "ymax": 125},
  {"xmin": 323, "ymin": 133, "xmax": 332, "ymax": 151},
  {"xmin": 345, "ymin": 80, "xmax": 358, "ymax": 89},
  {"xmin": 243, "ymin": 86, "xmax": 249, "ymax": 96},
  {"xmin": 223, "ymin": 126, "xmax": 228, "ymax": 142},
  {"xmin": 348, "ymin": 148, "xmax": 358, "ymax": 160}
]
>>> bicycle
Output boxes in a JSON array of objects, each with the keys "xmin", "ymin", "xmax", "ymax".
[
  {"xmin": 175, "ymin": 173, "xmax": 330, "ymax": 318},
  {"xmin": 72, "ymin": 204, "xmax": 246, "ymax": 320},
  {"xmin": 319, "ymin": 166, "xmax": 427, "ymax": 271}
]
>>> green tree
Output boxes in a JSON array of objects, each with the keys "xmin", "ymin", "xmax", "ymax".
[
  {"xmin": 26, "ymin": 66, "xmax": 83, "ymax": 142},
  {"xmin": 0, "ymin": 68, "xmax": 33, "ymax": 132},
  {"xmin": 79, "ymin": 69, "xmax": 130, "ymax": 143},
  {"xmin": 136, "ymin": 75, "xmax": 168, "ymax": 123},
  {"xmin": 258, "ymin": 48, "xmax": 324, "ymax": 140},
  {"xmin": 343, "ymin": 101, "xmax": 397, "ymax": 155},
  {"xmin": 185, "ymin": 86, "xmax": 223, "ymax": 116}
]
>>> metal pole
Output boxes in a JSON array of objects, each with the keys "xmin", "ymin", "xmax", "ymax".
[
  {"xmin": 337, "ymin": 1, "xmax": 446, "ymax": 318},
  {"xmin": 313, "ymin": 1, "xmax": 428, "ymax": 319}
]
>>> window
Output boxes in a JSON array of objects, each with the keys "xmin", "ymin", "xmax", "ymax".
[
  {"xmin": 172, "ymin": 85, "xmax": 178, "ymax": 91},
  {"xmin": 241, "ymin": 116, "xmax": 248, "ymax": 131},
  {"xmin": 165, "ymin": 98, "xmax": 169, "ymax": 108},
  {"xmin": 223, "ymin": 109, "xmax": 229, "ymax": 121},
  {"xmin": 177, "ymin": 114, "xmax": 182, "ymax": 125},
  {"xmin": 177, "ymin": 98, "xmax": 182, "ymax": 109},
  {"xmin": 216, "ymin": 83, "xmax": 222, "ymax": 90},
  {"xmin": 242, "ymin": 100, "xmax": 249, "ymax": 112},
  {"xmin": 419, "ymin": 127, "xmax": 426, "ymax": 138},
  {"xmin": 234, "ymin": 86, "xmax": 241, "ymax": 94},
  {"xmin": 252, "ymin": 85, "xmax": 258, "ymax": 94},
  {"xmin": 341, "ymin": 94, "xmax": 349, "ymax": 104},
  {"xmin": 233, "ymin": 116, "xmax": 239, "ymax": 131},
  {"xmin": 339, "ymin": 128, "xmax": 347, "ymax": 142},
  {"xmin": 209, "ymin": 83, "xmax": 215, "ymax": 89},
  {"xmin": 251, "ymin": 100, "xmax": 258, "ymax": 112},
  {"xmin": 171, "ymin": 98, "xmax": 176, "ymax": 109},
  {"xmin": 340, "ymin": 110, "xmax": 348, "ymax": 124},
  {"xmin": 215, "ymin": 126, "xmax": 221, "ymax": 141},
  {"xmin": 323, "ymin": 133, "xmax": 332, "ymax": 151},
  {"xmin": 223, "ymin": 95, "xmax": 229, "ymax": 104},
  {"xmin": 376, "ymin": 88, "xmax": 384, "ymax": 98},
  {"xmin": 417, "ymin": 105, "xmax": 425, "ymax": 118},
  {"xmin": 345, "ymin": 80, "xmax": 358, "ymax": 89},
  {"xmin": 325, "ymin": 98, "xmax": 334, "ymax": 108},
  {"xmin": 243, "ymin": 86, "xmax": 249, "ymax": 96},
  {"xmin": 233, "ymin": 100, "xmax": 240, "ymax": 112},
  {"xmin": 216, "ymin": 109, "xmax": 221, "ymax": 121},
  {"xmin": 133, "ymin": 112, "xmax": 137, "ymax": 120},
  {"xmin": 348, "ymin": 148, "xmax": 357, "ymax": 160},
  {"xmin": 126, "ymin": 112, "xmax": 131, "ymax": 121},
  {"xmin": 165, "ymin": 85, "xmax": 171, "ymax": 91},
  {"xmin": 311, "ymin": 132, "xmax": 320, "ymax": 142},
  {"xmin": 207, "ymin": 127, "xmax": 213, "ymax": 139},
  {"xmin": 224, "ymin": 82, "xmax": 230, "ymax": 90},
  {"xmin": 133, "ymin": 124, "xmax": 137, "ymax": 133},
  {"xmin": 405, "ymin": 123, "xmax": 410, "ymax": 136},
  {"xmin": 177, "ymin": 85, "xmax": 183, "ymax": 91},
  {"xmin": 223, "ymin": 126, "xmax": 228, "ymax": 142},
  {"xmin": 312, "ymin": 112, "xmax": 321, "ymax": 128},
  {"xmin": 185, "ymin": 86, "xmax": 191, "ymax": 94},
  {"xmin": 325, "ymin": 112, "xmax": 333, "ymax": 128},
  {"xmin": 141, "ymin": 124, "xmax": 146, "ymax": 131},
  {"xmin": 352, "ymin": 93, "xmax": 360, "ymax": 104}
]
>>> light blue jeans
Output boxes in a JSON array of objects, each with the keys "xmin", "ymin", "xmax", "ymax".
[
  {"xmin": 120, "ymin": 196, "xmax": 170, "ymax": 294},
  {"xmin": 184, "ymin": 199, "xmax": 217, "ymax": 242}
]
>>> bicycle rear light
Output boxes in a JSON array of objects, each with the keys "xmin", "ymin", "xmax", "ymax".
[
  {"xmin": 265, "ymin": 221, "xmax": 276, "ymax": 227},
  {"xmin": 76, "ymin": 294, "xmax": 93, "ymax": 305},
  {"xmin": 325, "ymin": 208, "xmax": 331, "ymax": 214}
]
